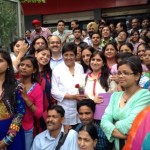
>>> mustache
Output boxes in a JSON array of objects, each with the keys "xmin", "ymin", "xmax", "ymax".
[{"xmin": 47, "ymin": 121, "xmax": 55, "ymax": 125}]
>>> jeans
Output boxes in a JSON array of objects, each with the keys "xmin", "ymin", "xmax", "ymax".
[{"xmin": 24, "ymin": 128, "xmax": 33, "ymax": 150}]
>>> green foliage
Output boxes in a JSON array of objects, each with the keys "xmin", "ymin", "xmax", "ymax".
[
  {"xmin": 0, "ymin": 1, "xmax": 18, "ymax": 50},
  {"xmin": 20, "ymin": 0, "xmax": 46, "ymax": 3}
]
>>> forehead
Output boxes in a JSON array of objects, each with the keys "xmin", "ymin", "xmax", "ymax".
[
  {"xmin": 118, "ymin": 32, "xmax": 127, "ymax": 36},
  {"xmin": 71, "ymin": 21, "xmax": 76, "ymax": 25},
  {"xmin": 38, "ymin": 49, "xmax": 50, "ymax": 54},
  {"xmin": 21, "ymin": 59, "xmax": 32, "ymax": 65},
  {"xmin": 132, "ymin": 19, "xmax": 138, "ymax": 23},
  {"xmin": 82, "ymin": 49, "xmax": 92, "ymax": 54},
  {"xmin": 48, "ymin": 109, "xmax": 60, "ymax": 116},
  {"xmin": 120, "ymin": 45, "xmax": 130, "ymax": 49},
  {"xmin": 78, "ymin": 130, "xmax": 91, "ymax": 139},
  {"xmin": 118, "ymin": 64, "xmax": 132, "ymax": 71},
  {"xmin": 102, "ymin": 27, "xmax": 110, "ymax": 31},
  {"xmin": 145, "ymin": 50, "xmax": 150, "ymax": 54},
  {"xmin": 36, "ymin": 38, "xmax": 45, "ymax": 43},
  {"xmin": 58, "ymin": 22, "xmax": 64, "ymax": 26},
  {"xmin": 92, "ymin": 34, "xmax": 100, "ymax": 38},
  {"xmin": 50, "ymin": 36, "xmax": 60, "ymax": 42},
  {"xmin": 63, "ymin": 51, "xmax": 75, "ymax": 55},
  {"xmin": 79, "ymin": 105, "xmax": 93, "ymax": 113}
]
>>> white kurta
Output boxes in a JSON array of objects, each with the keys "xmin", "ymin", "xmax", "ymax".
[
  {"xmin": 51, "ymin": 62, "xmax": 84, "ymax": 125},
  {"xmin": 78, "ymin": 74, "xmax": 117, "ymax": 100}
]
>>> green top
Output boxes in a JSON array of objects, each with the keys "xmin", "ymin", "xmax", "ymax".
[
  {"xmin": 101, "ymin": 89, "xmax": 150, "ymax": 150},
  {"xmin": 144, "ymin": 72, "xmax": 150, "ymax": 80}
]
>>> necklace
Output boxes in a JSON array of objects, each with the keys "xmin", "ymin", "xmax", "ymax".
[{"xmin": 122, "ymin": 87, "xmax": 140, "ymax": 103}]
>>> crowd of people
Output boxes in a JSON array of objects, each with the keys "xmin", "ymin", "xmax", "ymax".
[{"xmin": 0, "ymin": 16, "xmax": 150, "ymax": 150}]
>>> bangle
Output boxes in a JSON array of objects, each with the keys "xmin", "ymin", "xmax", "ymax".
[{"xmin": 29, "ymin": 103, "xmax": 34, "ymax": 108}]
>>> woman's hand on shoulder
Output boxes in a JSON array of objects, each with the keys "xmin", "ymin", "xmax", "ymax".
[{"xmin": 94, "ymin": 95, "xmax": 104, "ymax": 104}]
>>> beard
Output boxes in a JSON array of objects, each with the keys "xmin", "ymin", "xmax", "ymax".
[{"xmin": 88, "ymin": 31, "xmax": 94, "ymax": 38}]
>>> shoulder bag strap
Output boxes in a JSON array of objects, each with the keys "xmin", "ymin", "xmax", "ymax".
[{"xmin": 55, "ymin": 130, "xmax": 70, "ymax": 150}]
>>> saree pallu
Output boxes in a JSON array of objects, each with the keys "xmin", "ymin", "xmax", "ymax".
[{"xmin": 0, "ymin": 117, "xmax": 25, "ymax": 150}]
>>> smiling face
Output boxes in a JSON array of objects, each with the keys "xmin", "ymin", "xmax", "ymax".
[
  {"xmin": 48, "ymin": 36, "xmax": 61, "ymax": 53},
  {"xmin": 78, "ymin": 130, "xmax": 96, "ymax": 150},
  {"xmin": 46, "ymin": 109, "xmax": 64, "ymax": 132},
  {"xmin": 120, "ymin": 45, "xmax": 132, "ymax": 53},
  {"xmin": 0, "ymin": 54, "xmax": 9, "ymax": 75},
  {"xmin": 63, "ymin": 51, "xmax": 76, "ymax": 67},
  {"xmin": 34, "ymin": 38, "xmax": 47, "ymax": 51},
  {"xmin": 35, "ymin": 49, "xmax": 50, "ymax": 67},
  {"xmin": 131, "ymin": 31, "xmax": 139, "ymax": 42},
  {"xmin": 92, "ymin": 33, "xmax": 101, "ymax": 46},
  {"xmin": 78, "ymin": 106, "xmax": 94, "ymax": 125},
  {"xmin": 104, "ymin": 44, "xmax": 117, "ymax": 59},
  {"xmin": 82, "ymin": 49, "xmax": 92, "ymax": 66},
  {"xmin": 57, "ymin": 22, "xmax": 65, "ymax": 32},
  {"xmin": 137, "ymin": 44, "xmax": 146, "ymax": 60},
  {"xmin": 13, "ymin": 40, "xmax": 24, "ymax": 57},
  {"xmin": 102, "ymin": 26, "xmax": 111, "ymax": 38},
  {"xmin": 143, "ymin": 50, "xmax": 150, "ymax": 65},
  {"xmin": 117, "ymin": 64, "xmax": 139, "ymax": 88},
  {"xmin": 90, "ymin": 54, "xmax": 103, "ymax": 72}
]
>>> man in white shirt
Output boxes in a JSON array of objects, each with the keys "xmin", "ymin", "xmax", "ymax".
[
  {"xmin": 48, "ymin": 35, "xmax": 63, "ymax": 70},
  {"xmin": 53, "ymin": 20, "xmax": 71, "ymax": 45},
  {"xmin": 31, "ymin": 105, "xmax": 79, "ymax": 150}
]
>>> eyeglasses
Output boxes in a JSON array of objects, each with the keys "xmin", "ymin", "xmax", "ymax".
[
  {"xmin": 50, "ymin": 41, "xmax": 61, "ymax": 45},
  {"xmin": 117, "ymin": 71, "xmax": 135, "ymax": 76}
]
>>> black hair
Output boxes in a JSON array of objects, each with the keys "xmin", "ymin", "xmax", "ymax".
[
  {"xmin": 77, "ymin": 99, "xmax": 96, "ymax": 113},
  {"xmin": 29, "ymin": 36, "xmax": 48, "ymax": 55},
  {"xmin": 0, "ymin": 50, "xmax": 17, "ymax": 114},
  {"xmin": 71, "ymin": 20, "xmax": 79, "ymax": 25},
  {"xmin": 57, "ymin": 20, "xmax": 65, "ymax": 25},
  {"xmin": 119, "ymin": 42, "xmax": 134, "ymax": 52},
  {"xmin": 91, "ymin": 32, "xmax": 102, "ymax": 38},
  {"xmin": 73, "ymin": 27, "xmax": 82, "ymax": 33},
  {"xmin": 117, "ymin": 56, "xmax": 142, "ymax": 84},
  {"xmin": 118, "ymin": 30, "xmax": 128, "ymax": 38},
  {"xmin": 117, "ymin": 22, "xmax": 127, "ymax": 31},
  {"xmin": 10, "ymin": 38, "xmax": 29, "ymax": 52},
  {"xmin": 25, "ymin": 29, "xmax": 31, "ymax": 33},
  {"xmin": 116, "ymin": 52, "xmax": 133, "ymax": 63},
  {"xmin": 19, "ymin": 55, "xmax": 39, "ymax": 83},
  {"xmin": 36, "ymin": 47, "xmax": 52, "ymax": 76},
  {"xmin": 130, "ymin": 29, "xmax": 140, "ymax": 37},
  {"xmin": 103, "ymin": 42, "xmax": 118, "ymax": 54},
  {"xmin": 78, "ymin": 123, "xmax": 98, "ymax": 140},
  {"xmin": 102, "ymin": 25, "xmax": 111, "ymax": 32},
  {"xmin": 81, "ymin": 46, "xmax": 96, "ymax": 73},
  {"xmin": 48, "ymin": 105, "xmax": 65, "ymax": 117},
  {"xmin": 137, "ymin": 43, "xmax": 150, "ymax": 51},
  {"xmin": 62, "ymin": 42, "xmax": 77, "ymax": 56},
  {"xmin": 89, "ymin": 51, "xmax": 110, "ymax": 91}
]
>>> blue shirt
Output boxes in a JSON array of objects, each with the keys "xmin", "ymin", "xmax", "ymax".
[
  {"xmin": 31, "ymin": 126, "xmax": 79, "ymax": 150},
  {"xmin": 50, "ymin": 55, "xmax": 64, "ymax": 70},
  {"xmin": 75, "ymin": 122, "xmax": 113, "ymax": 150}
]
